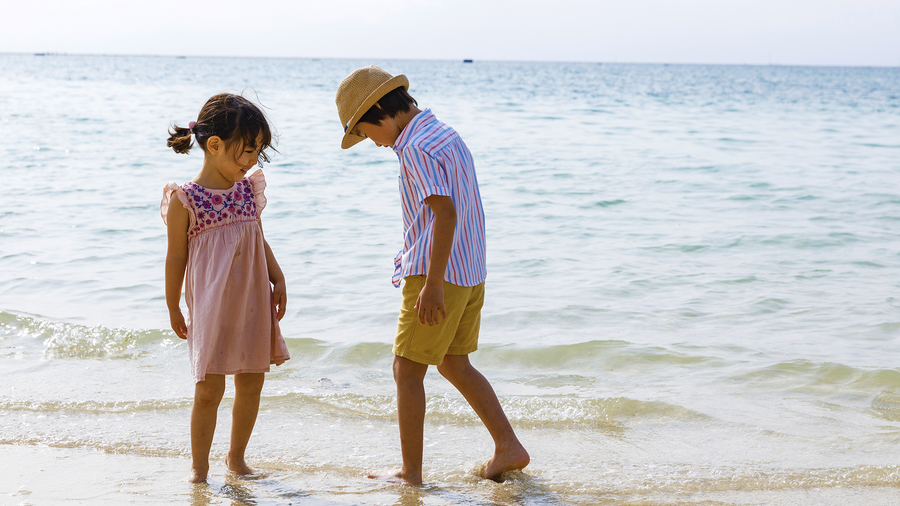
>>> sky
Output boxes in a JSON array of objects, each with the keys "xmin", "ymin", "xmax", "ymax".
[{"xmin": 2, "ymin": 0, "xmax": 898, "ymax": 66}]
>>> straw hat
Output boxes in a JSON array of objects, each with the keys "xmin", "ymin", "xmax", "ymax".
[{"xmin": 336, "ymin": 66, "xmax": 409, "ymax": 149}]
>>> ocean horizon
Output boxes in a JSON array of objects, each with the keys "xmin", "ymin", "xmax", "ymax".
[{"xmin": 10, "ymin": 51, "xmax": 900, "ymax": 69}]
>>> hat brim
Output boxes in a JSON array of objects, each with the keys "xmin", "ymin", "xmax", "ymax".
[{"xmin": 341, "ymin": 74, "xmax": 409, "ymax": 149}]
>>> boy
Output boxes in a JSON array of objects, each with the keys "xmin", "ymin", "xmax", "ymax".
[{"xmin": 335, "ymin": 66, "xmax": 530, "ymax": 485}]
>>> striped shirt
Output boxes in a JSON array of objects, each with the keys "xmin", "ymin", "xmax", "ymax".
[{"xmin": 391, "ymin": 109, "xmax": 486, "ymax": 287}]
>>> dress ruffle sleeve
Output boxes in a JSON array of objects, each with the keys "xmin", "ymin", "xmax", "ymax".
[
  {"xmin": 248, "ymin": 169, "xmax": 268, "ymax": 215},
  {"xmin": 160, "ymin": 182, "xmax": 195, "ymax": 230}
]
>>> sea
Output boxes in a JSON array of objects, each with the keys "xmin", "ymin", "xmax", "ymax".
[{"xmin": 0, "ymin": 54, "xmax": 899, "ymax": 505}]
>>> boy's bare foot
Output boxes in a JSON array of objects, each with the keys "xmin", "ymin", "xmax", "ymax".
[
  {"xmin": 481, "ymin": 445, "xmax": 530, "ymax": 482},
  {"xmin": 186, "ymin": 467, "xmax": 208, "ymax": 483},
  {"xmin": 225, "ymin": 453, "xmax": 254, "ymax": 476},
  {"xmin": 365, "ymin": 468, "xmax": 422, "ymax": 486}
]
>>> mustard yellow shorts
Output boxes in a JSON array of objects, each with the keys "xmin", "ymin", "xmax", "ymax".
[{"xmin": 393, "ymin": 275, "xmax": 485, "ymax": 365}]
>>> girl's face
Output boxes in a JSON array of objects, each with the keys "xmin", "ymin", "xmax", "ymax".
[{"xmin": 219, "ymin": 133, "xmax": 264, "ymax": 182}]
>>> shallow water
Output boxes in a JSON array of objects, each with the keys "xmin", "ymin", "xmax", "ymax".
[{"xmin": 1, "ymin": 54, "xmax": 899, "ymax": 504}]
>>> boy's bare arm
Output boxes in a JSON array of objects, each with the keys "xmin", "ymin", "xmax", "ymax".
[{"xmin": 417, "ymin": 195, "xmax": 456, "ymax": 326}]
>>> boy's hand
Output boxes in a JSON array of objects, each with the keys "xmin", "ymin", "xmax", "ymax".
[
  {"xmin": 415, "ymin": 282, "xmax": 447, "ymax": 326},
  {"xmin": 273, "ymin": 280, "xmax": 287, "ymax": 321},
  {"xmin": 169, "ymin": 310, "xmax": 187, "ymax": 339}
]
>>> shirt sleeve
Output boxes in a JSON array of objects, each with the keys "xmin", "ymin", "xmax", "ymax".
[{"xmin": 399, "ymin": 145, "xmax": 451, "ymax": 203}]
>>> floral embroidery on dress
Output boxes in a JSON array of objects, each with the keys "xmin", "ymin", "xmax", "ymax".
[{"xmin": 182, "ymin": 179, "xmax": 258, "ymax": 238}]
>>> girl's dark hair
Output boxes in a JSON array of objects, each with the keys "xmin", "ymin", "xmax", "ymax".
[
  {"xmin": 358, "ymin": 87, "xmax": 418, "ymax": 126},
  {"xmin": 167, "ymin": 93, "xmax": 277, "ymax": 165}
]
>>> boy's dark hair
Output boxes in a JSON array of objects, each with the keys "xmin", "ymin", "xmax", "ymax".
[
  {"xmin": 167, "ymin": 93, "xmax": 277, "ymax": 165},
  {"xmin": 358, "ymin": 87, "xmax": 418, "ymax": 126}
]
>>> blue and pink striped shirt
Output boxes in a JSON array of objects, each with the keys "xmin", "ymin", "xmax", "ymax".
[{"xmin": 391, "ymin": 109, "xmax": 486, "ymax": 288}]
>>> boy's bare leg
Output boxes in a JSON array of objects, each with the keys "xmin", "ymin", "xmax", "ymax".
[
  {"xmin": 368, "ymin": 355, "xmax": 429, "ymax": 485},
  {"xmin": 227, "ymin": 372, "xmax": 265, "ymax": 475},
  {"xmin": 437, "ymin": 354, "xmax": 530, "ymax": 481},
  {"xmin": 189, "ymin": 374, "xmax": 226, "ymax": 483}
]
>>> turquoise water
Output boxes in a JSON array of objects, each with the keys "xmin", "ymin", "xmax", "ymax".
[{"xmin": 1, "ymin": 54, "xmax": 899, "ymax": 505}]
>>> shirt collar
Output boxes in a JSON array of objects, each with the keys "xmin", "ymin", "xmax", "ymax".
[{"xmin": 393, "ymin": 109, "xmax": 435, "ymax": 153}]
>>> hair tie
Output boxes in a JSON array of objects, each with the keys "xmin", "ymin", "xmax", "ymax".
[{"xmin": 188, "ymin": 121, "xmax": 197, "ymax": 134}]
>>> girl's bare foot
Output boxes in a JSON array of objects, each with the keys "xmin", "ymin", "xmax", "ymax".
[
  {"xmin": 225, "ymin": 453, "xmax": 254, "ymax": 476},
  {"xmin": 186, "ymin": 467, "xmax": 209, "ymax": 483},
  {"xmin": 365, "ymin": 468, "xmax": 422, "ymax": 486},
  {"xmin": 481, "ymin": 445, "xmax": 530, "ymax": 482}
]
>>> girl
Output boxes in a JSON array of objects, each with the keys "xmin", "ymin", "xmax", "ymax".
[{"xmin": 161, "ymin": 93, "xmax": 290, "ymax": 483}]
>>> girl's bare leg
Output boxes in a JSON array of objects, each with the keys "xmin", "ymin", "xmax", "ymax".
[
  {"xmin": 227, "ymin": 372, "xmax": 265, "ymax": 475},
  {"xmin": 190, "ymin": 374, "xmax": 226, "ymax": 482}
]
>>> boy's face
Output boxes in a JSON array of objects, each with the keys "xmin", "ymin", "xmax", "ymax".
[{"xmin": 352, "ymin": 116, "xmax": 402, "ymax": 148}]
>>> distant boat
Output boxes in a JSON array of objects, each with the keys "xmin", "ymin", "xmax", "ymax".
[{"xmin": 463, "ymin": 59, "xmax": 473, "ymax": 63}]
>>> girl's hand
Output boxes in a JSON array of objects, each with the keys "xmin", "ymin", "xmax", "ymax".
[
  {"xmin": 273, "ymin": 280, "xmax": 287, "ymax": 321},
  {"xmin": 170, "ymin": 310, "xmax": 187, "ymax": 339}
]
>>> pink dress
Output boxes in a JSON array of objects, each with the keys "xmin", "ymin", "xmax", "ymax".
[{"xmin": 161, "ymin": 170, "xmax": 290, "ymax": 382}]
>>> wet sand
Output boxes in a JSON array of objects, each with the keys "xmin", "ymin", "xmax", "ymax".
[{"xmin": 4, "ymin": 444, "xmax": 899, "ymax": 505}]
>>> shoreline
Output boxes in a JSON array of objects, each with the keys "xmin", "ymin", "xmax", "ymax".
[{"xmin": 3, "ymin": 443, "xmax": 899, "ymax": 506}]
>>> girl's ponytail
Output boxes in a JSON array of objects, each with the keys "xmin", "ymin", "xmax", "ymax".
[
  {"xmin": 167, "ymin": 94, "xmax": 275, "ymax": 163},
  {"xmin": 167, "ymin": 124, "xmax": 194, "ymax": 154}
]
